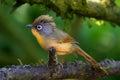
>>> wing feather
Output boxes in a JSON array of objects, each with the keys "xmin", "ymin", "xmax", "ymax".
[{"xmin": 54, "ymin": 29, "xmax": 79, "ymax": 44}]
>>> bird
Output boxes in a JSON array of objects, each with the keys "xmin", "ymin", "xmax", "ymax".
[{"xmin": 27, "ymin": 15, "xmax": 108, "ymax": 74}]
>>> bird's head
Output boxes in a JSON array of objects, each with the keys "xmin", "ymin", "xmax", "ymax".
[{"xmin": 27, "ymin": 15, "xmax": 56, "ymax": 35}]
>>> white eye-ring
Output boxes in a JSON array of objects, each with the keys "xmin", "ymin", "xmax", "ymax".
[{"xmin": 37, "ymin": 25, "xmax": 42, "ymax": 30}]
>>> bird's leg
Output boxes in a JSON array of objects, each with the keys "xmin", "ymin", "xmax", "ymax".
[
  {"xmin": 48, "ymin": 47, "xmax": 62, "ymax": 78},
  {"xmin": 48, "ymin": 47, "xmax": 58, "ymax": 68}
]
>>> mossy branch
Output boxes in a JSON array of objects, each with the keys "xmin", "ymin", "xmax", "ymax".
[
  {"xmin": 0, "ymin": 59, "xmax": 120, "ymax": 80},
  {"xmin": 14, "ymin": 0, "xmax": 120, "ymax": 25}
]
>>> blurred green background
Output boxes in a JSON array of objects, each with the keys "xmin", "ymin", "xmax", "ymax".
[{"xmin": 0, "ymin": 0, "xmax": 120, "ymax": 80}]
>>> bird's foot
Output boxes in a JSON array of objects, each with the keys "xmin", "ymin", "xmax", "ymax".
[{"xmin": 48, "ymin": 47, "xmax": 58, "ymax": 68}]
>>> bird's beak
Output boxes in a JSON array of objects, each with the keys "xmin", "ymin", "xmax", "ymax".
[{"xmin": 26, "ymin": 24, "xmax": 33, "ymax": 28}]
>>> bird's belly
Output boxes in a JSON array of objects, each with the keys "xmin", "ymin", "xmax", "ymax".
[{"xmin": 45, "ymin": 40, "xmax": 74, "ymax": 55}]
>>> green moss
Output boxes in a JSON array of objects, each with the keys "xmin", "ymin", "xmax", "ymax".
[
  {"xmin": 70, "ymin": 0, "xmax": 82, "ymax": 10},
  {"xmin": 51, "ymin": 0, "xmax": 68, "ymax": 13}
]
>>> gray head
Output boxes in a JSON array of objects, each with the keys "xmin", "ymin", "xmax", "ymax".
[{"xmin": 27, "ymin": 15, "xmax": 56, "ymax": 35}]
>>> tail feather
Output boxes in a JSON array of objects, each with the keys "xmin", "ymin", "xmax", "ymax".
[
  {"xmin": 75, "ymin": 46, "xmax": 108, "ymax": 75},
  {"xmin": 75, "ymin": 47, "xmax": 100, "ymax": 68}
]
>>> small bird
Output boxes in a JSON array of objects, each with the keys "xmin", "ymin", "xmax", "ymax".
[{"xmin": 27, "ymin": 15, "xmax": 107, "ymax": 74}]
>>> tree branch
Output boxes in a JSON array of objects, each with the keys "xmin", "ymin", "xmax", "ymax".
[
  {"xmin": 0, "ymin": 59, "xmax": 120, "ymax": 80},
  {"xmin": 14, "ymin": 0, "xmax": 120, "ymax": 25}
]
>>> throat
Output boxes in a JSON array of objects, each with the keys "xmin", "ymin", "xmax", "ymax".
[{"xmin": 31, "ymin": 29, "xmax": 45, "ymax": 49}]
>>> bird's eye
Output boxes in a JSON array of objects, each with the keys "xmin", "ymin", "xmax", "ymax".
[{"xmin": 36, "ymin": 25, "xmax": 42, "ymax": 30}]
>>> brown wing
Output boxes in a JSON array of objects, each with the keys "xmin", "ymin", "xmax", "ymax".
[{"xmin": 54, "ymin": 29, "xmax": 79, "ymax": 44}]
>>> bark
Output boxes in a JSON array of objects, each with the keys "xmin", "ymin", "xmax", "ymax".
[{"xmin": 0, "ymin": 59, "xmax": 120, "ymax": 80}]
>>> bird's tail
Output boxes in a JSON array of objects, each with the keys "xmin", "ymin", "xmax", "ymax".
[
  {"xmin": 75, "ymin": 46, "xmax": 108, "ymax": 75},
  {"xmin": 75, "ymin": 46, "xmax": 100, "ymax": 68}
]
